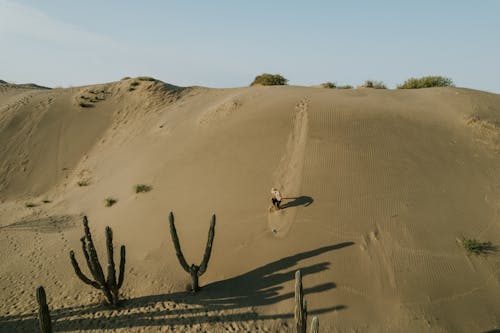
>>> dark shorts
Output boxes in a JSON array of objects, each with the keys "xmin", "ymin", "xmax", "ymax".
[{"xmin": 272, "ymin": 198, "xmax": 281, "ymax": 207}]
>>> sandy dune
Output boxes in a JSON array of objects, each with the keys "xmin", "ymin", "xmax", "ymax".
[{"xmin": 1, "ymin": 78, "xmax": 500, "ymax": 332}]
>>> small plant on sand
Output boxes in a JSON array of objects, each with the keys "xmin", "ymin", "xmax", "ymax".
[
  {"xmin": 69, "ymin": 216, "xmax": 126, "ymax": 306},
  {"xmin": 105, "ymin": 197, "xmax": 117, "ymax": 207},
  {"xmin": 294, "ymin": 270, "xmax": 319, "ymax": 333},
  {"xmin": 78, "ymin": 102, "xmax": 94, "ymax": 108},
  {"xmin": 461, "ymin": 237, "xmax": 495, "ymax": 255},
  {"xmin": 42, "ymin": 199, "xmax": 51, "ymax": 204},
  {"xmin": 134, "ymin": 184, "xmax": 152, "ymax": 193},
  {"xmin": 250, "ymin": 73, "xmax": 288, "ymax": 86},
  {"xmin": 77, "ymin": 179, "xmax": 90, "ymax": 187},
  {"xmin": 321, "ymin": 82, "xmax": 336, "ymax": 89},
  {"xmin": 168, "ymin": 212, "xmax": 216, "ymax": 292},
  {"xmin": 25, "ymin": 202, "xmax": 36, "ymax": 208},
  {"xmin": 36, "ymin": 286, "xmax": 53, "ymax": 333},
  {"xmin": 362, "ymin": 80, "xmax": 387, "ymax": 89},
  {"xmin": 397, "ymin": 76, "xmax": 454, "ymax": 89},
  {"xmin": 337, "ymin": 84, "xmax": 353, "ymax": 89}
]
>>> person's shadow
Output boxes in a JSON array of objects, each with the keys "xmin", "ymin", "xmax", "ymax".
[{"xmin": 281, "ymin": 196, "xmax": 314, "ymax": 209}]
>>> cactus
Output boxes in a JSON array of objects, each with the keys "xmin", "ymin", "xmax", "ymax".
[
  {"xmin": 295, "ymin": 270, "xmax": 307, "ymax": 333},
  {"xmin": 168, "ymin": 212, "xmax": 216, "ymax": 292},
  {"xmin": 69, "ymin": 216, "xmax": 125, "ymax": 305},
  {"xmin": 36, "ymin": 286, "xmax": 53, "ymax": 333},
  {"xmin": 310, "ymin": 316, "xmax": 319, "ymax": 333}
]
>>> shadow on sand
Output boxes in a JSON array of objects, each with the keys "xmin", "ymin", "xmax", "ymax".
[
  {"xmin": 0, "ymin": 242, "xmax": 353, "ymax": 331},
  {"xmin": 281, "ymin": 196, "xmax": 314, "ymax": 209}
]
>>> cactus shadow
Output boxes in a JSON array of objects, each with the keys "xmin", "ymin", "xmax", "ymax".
[
  {"xmin": 281, "ymin": 195, "xmax": 314, "ymax": 209},
  {"xmin": 0, "ymin": 242, "xmax": 353, "ymax": 331}
]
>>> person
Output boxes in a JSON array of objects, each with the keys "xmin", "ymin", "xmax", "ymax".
[{"xmin": 271, "ymin": 188, "xmax": 282, "ymax": 210}]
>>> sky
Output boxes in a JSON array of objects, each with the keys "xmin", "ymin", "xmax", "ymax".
[{"xmin": 0, "ymin": 0, "xmax": 499, "ymax": 92}]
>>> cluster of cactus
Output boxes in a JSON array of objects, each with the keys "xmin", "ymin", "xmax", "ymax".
[
  {"xmin": 295, "ymin": 270, "xmax": 319, "ymax": 333},
  {"xmin": 69, "ymin": 216, "xmax": 126, "ymax": 305},
  {"xmin": 36, "ymin": 286, "xmax": 53, "ymax": 333},
  {"xmin": 168, "ymin": 212, "xmax": 216, "ymax": 292}
]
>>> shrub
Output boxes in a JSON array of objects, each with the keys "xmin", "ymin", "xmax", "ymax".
[
  {"xmin": 362, "ymin": 80, "xmax": 387, "ymax": 89},
  {"xmin": 397, "ymin": 76, "xmax": 454, "ymax": 89},
  {"xmin": 42, "ymin": 199, "xmax": 51, "ymax": 204},
  {"xmin": 130, "ymin": 81, "xmax": 140, "ymax": 87},
  {"xmin": 337, "ymin": 85, "xmax": 353, "ymax": 89},
  {"xmin": 137, "ymin": 76, "xmax": 156, "ymax": 81},
  {"xmin": 25, "ymin": 202, "xmax": 36, "ymax": 208},
  {"xmin": 79, "ymin": 102, "xmax": 94, "ymax": 108},
  {"xmin": 128, "ymin": 87, "xmax": 136, "ymax": 92},
  {"xmin": 105, "ymin": 197, "xmax": 117, "ymax": 207},
  {"xmin": 250, "ymin": 73, "xmax": 288, "ymax": 86},
  {"xmin": 461, "ymin": 237, "xmax": 495, "ymax": 255},
  {"xmin": 121, "ymin": 76, "xmax": 131, "ymax": 80},
  {"xmin": 134, "ymin": 184, "xmax": 152, "ymax": 193},
  {"xmin": 77, "ymin": 179, "xmax": 90, "ymax": 187},
  {"xmin": 321, "ymin": 82, "xmax": 336, "ymax": 89}
]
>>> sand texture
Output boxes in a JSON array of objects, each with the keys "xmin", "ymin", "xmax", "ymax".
[{"xmin": 1, "ymin": 79, "xmax": 500, "ymax": 332}]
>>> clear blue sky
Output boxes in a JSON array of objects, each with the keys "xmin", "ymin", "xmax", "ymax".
[{"xmin": 1, "ymin": 0, "xmax": 499, "ymax": 92}]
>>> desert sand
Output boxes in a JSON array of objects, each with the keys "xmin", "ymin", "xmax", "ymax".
[{"xmin": 1, "ymin": 78, "xmax": 500, "ymax": 332}]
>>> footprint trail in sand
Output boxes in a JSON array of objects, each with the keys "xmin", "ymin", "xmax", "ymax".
[{"xmin": 268, "ymin": 97, "xmax": 309, "ymax": 237}]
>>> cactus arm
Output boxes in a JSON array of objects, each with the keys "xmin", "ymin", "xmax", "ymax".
[
  {"xmin": 36, "ymin": 286, "xmax": 53, "ymax": 333},
  {"xmin": 117, "ymin": 245, "xmax": 126, "ymax": 289},
  {"xmin": 82, "ymin": 216, "xmax": 106, "ymax": 285},
  {"xmin": 168, "ymin": 212, "xmax": 190, "ymax": 272},
  {"xmin": 310, "ymin": 317, "xmax": 319, "ymax": 333},
  {"xmin": 105, "ymin": 227, "xmax": 117, "ymax": 288},
  {"xmin": 69, "ymin": 251, "xmax": 100, "ymax": 289},
  {"xmin": 198, "ymin": 214, "xmax": 216, "ymax": 275},
  {"xmin": 79, "ymin": 236, "xmax": 98, "ymax": 281}
]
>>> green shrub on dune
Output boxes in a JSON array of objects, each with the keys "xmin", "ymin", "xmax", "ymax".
[
  {"xmin": 398, "ymin": 76, "xmax": 454, "ymax": 89},
  {"xmin": 250, "ymin": 73, "xmax": 288, "ymax": 86}
]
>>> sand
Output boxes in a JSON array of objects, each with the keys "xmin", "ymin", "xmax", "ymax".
[{"xmin": 1, "ymin": 78, "xmax": 500, "ymax": 332}]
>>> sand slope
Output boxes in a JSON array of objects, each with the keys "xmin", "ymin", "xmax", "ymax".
[{"xmin": 1, "ymin": 79, "xmax": 500, "ymax": 332}]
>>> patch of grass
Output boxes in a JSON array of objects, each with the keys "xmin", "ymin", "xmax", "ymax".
[
  {"xmin": 105, "ymin": 197, "xmax": 117, "ymax": 207},
  {"xmin": 397, "ymin": 76, "xmax": 454, "ymax": 89},
  {"xmin": 77, "ymin": 179, "xmax": 90, "ymax": 187},
  {"xmin": 250, "ymin": 73, "xmax": 288, "ymax": 86},
  {"xmin": 362, "ymin": 80, "xmax": 387, "ymax": 89},
  {"xmin": 134, "ymin": 184, "xmax": 152, "ymax": 193},
  {"xmin": 461, "ymin": 237, "xmax": 495, "ymax": 255},
  {"xmin": 137, "ymin": 76, "xmax": 156, "ymax": 81},
  {"xmin": 25, "ymin": 202, "xmax": 36, "ymax": 208},
  {"xmin": 321, "ymin": 82, "xmax": 336, "ymax": 89},
  {"xmin": 337, "ymin": 85, "xmax": 353, "ymax": 89},
  {"xmin": 130, "ymin": 81, "xmax": 140, "ymax": 87},
  {"xmin": 79, "ymin": 102, "xmax": 94, "ymax": 108}
]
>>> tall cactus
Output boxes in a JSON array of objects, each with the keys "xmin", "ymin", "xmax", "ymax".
[
  {"xmin": 168, "ymin": 212, "xmax": 216, "ymax": 292},
  {"xmin": 69, "ymin": 216, "xmax": 126, "ymax": 305},
  {"xmin": 295, "ymin": 270, "xmax": 307, "ymax": 333},
  {"xmin": 36, "ymin": 286, "xmax": 53, "ymax": 333}
]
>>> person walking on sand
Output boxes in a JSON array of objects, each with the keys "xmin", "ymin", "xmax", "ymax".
[{"xmin": 271, "ymin": 188, "xmax": 282, "ymax": 210}]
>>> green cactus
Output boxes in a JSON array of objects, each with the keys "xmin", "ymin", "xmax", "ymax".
[
  {"xmin": 168, "ymin": 212, "xmax": 216, "ymax": 292},
  {"xmin": 69, "ymin": 216, "xmax": 125, "ymax": 305},
  {"xmin": 295, "ymin": 270, "xmax": 307, "ymax": 333},
  {"xmin": 36, "ymin": 286, "xmax": 53, "ymax": 333}
]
